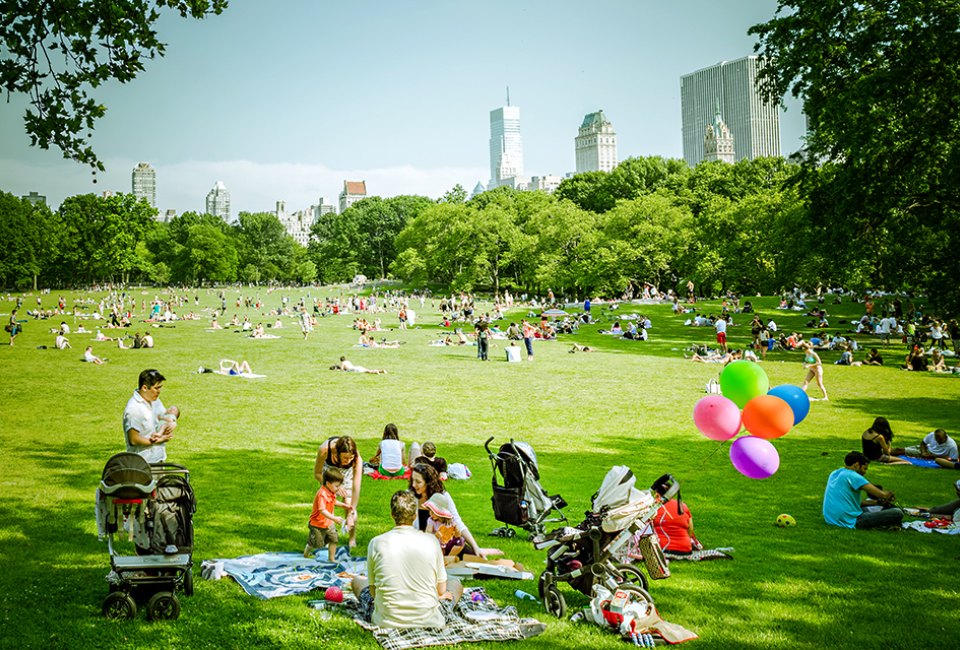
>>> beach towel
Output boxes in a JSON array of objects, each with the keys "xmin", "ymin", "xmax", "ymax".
[
  {"xmin": 664, "ymin": 548, "xmax": 734, "ymax": 561},
  {"xmin": 901, "ymin": 520, "xmax": 960, "ymax": 535},
  {"xmin": 213, "ymin": 369, "xmax": 266, "ymax": 379},
  {"xmin": 353, "ymin": 587, "xmax": 544, "ymax": 650},
  {"xmin": 201, "ymin": 547, "xmax": 367, "ymax": 599},
  {"xmin": 368, "ymin": 468, "xmax": 412, "ymax": 480},
  {"xmin": 902, "ymin": 457, "xmax": 943, "ymax": 468}
]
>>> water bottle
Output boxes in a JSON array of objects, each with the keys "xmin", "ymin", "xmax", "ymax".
[{"xmin": 514, "ymin": 589, "xmax": 538, "ymax": 602}]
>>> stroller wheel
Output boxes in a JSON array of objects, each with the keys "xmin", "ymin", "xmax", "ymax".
[
  {"xmin": 183, "ymin": 567, "xmax": 194, "ymax": 596},
  {"xmin": 102, "ymin": 592, "xmax": 137, "ymax": 620},
  {"xmin": 146, "ymin": 591, "xmax": 181, "ymax": 621},
  {"xmin": 506, "ymin": 528, "xmax": 516, "ymax": 538},
  {"xmin": 543, "ymin": 584, "xmax": 566, "ymax": 619},
  {"xmin": 614, "ymin": 563, "xmax": 649, "ymax": 591},
  {"xmin": 611, "ymin": 584, "xmax": 654, "ymax": 617}
]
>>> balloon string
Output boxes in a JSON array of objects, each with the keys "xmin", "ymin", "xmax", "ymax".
[{"xmin": 698, "ymin": 439, "xmax": 730, "ymax": 467}]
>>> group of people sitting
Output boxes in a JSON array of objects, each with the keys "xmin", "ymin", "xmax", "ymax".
[{"xmin": 822, "ymin": 419, "xmax": 960, "ymax": 530}]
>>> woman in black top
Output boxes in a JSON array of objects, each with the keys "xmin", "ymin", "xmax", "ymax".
[{"xmin": 861, "ymin": 417, "xmax": 910, "ymax": 465}]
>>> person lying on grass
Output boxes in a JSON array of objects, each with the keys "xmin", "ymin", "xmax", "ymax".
[{"xmin": 331, "ymin": 356, "xmax": 387, "ymax": 374}]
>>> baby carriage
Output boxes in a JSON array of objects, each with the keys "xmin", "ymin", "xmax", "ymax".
[
  {"xmin": 532, "ymin": 466, "xmax": 676, "ymax": 618},
  {"xmin": 485, "ymin": 437, "xmax": 568, "ymax": 537},
  {"xmin": 96, "ymin": 452, "xmax": 196, "ymax": 620}
]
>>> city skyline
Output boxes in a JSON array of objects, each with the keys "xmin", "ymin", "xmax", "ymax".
[{"xmin": 0, "ymin": 1, "xmax": 804, "ymax": 214}]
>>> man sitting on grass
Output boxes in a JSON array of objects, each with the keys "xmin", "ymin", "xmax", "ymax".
[
  {"xmin": 823, "ymin": 451, "xmax": 903, "ymax": 530},
  {"xmin": 351, "ymin": 490, "xmax": 461, "ymax": 628}
]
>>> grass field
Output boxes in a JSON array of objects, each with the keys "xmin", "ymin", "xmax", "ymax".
[{"xmin": 1, "ymin": 288, "xmax": 958, "ymax": 650}]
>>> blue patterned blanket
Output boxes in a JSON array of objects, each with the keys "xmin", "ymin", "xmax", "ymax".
[{"xmin": 201, "ymin": 547, "xmax": 367, "ymax": 599}]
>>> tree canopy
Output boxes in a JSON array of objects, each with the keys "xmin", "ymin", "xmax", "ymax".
[
  {"xmin": 0, "ymin": 0, "xmax": 228, "ymax": 170},
  {"xmin": 750, "ymin": 0, "xmax": 960, "ymax": 311}
]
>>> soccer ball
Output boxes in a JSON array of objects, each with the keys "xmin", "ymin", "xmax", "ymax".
[{"xmin": 776, "ymin": 514, "xmax": 797, "ymax": 528}]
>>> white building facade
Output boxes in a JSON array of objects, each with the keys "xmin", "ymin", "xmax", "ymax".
[
  {"xmin": 681, "ymin": 56, "xmax": 780, "ymax": 166},
  {"xmin": 205, "ymin": 181, "xmax": 231, "ymax": 222},
  {"xmin": 339, "ymin": 180, "xmax": 367, "ymax": 213},
  {"xmin": 703, "ymin": 103, "xmax": 735, "ymax": 164},
  {"xmin": 132, "ymin": 162, "xmax": 157, "ymax": 207},
  {"xmin": 575, "ymin": 110, "xmax": 618, "ymax": 173}
]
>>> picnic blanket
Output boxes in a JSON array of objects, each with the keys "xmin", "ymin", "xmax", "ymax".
[
  {"xmin": 201, "ymin": 547, "xmax": 367, "ymax": 599},
  {"xmin": 902, "ymin": 520, "xmax": 960, "ymax": 535},
  {"xmin": 368, "ymin": 468, "xmax": 412, "ymax": 480},
  {"xmin": 214, "ymin": 370, "xmax": 266, "ymax": 378},
  {"xmin": 902, "ymin": 457, "xmax": 942, "ymax": 468},
  {"xmin": 664, "ymin": 547, "xmax": 734, "ymax": 561},
  {"xmin": 353, "ymin": 587, "xmax": 544, "ymax": 650}
]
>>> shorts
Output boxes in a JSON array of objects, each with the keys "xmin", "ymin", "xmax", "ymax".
[
  {"xmin": 716, "ymin": 332, "xmax": 727, "ymax": 345},
  {"xmin": 308, "ymin": 524, "xmax": 338, "ymax": 547}
]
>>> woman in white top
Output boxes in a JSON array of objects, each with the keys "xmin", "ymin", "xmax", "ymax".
[{"xmin": 369, "ymin": 423, "xmax": 406, "ymax": 476}]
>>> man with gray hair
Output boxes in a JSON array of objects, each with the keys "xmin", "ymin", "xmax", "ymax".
[{"xmin": 352, "ymin": 490, "xmax": 461, "ymax": 628}]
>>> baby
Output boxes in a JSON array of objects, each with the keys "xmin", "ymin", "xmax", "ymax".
[
  {"xmin": 151, "ymin": 406, "xmax": 180, "ymax": 442},
  {"xmin": 424, "ymin": 492, "xmax": 464, "ymax": 557}
]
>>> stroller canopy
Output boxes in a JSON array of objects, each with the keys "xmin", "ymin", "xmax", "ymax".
[
  {"xmin": 593, "ymin": 466, "xmax": 643, "ymax": 511},
  {"xmin": 100, "ymin": 452, "xmax": 156, "ymax": 498}
]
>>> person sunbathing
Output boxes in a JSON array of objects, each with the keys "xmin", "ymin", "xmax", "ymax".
[
  {"xmin": 220, "ymin": 359, "xmax": 253, "ymax": 375},
  {"xmin": 331, "ymin": 356, "xmax": 386, "ymax": 374}
]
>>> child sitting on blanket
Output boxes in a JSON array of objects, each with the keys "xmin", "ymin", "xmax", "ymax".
[
  {"xmin": 305, "ymin": 467, "xmax": 351, "ymax": 561},
  {"xmin": 368, "ymin": 423, "xmax": 407, "ymax": 477},
  {"xmin": 424, "ymin": 493, "xmax": 465, "ymax": 557}
]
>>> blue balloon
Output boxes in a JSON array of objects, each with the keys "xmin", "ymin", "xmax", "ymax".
[{"xmin": 767, "ymin": 384, "xmax": 810, "ymax": 425}]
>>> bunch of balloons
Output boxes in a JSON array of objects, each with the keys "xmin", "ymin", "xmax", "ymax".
[{"xmin": 692, "ymin": 361, "xmax": 810, "ymax": 479}]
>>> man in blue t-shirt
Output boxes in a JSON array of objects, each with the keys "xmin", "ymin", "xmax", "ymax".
[{"xmin": 823, "ymin": 451, "xmax": 903, "ymax": 529}]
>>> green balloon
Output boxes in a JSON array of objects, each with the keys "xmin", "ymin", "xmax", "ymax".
[{"xmin": 719, "ymin": 360, "xmax": 770, "ymax": 409}]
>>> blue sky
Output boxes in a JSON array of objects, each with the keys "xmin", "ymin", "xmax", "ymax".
[{"xmin": 0, "ymin": 0, "xmax": 803, "ymax": 214}]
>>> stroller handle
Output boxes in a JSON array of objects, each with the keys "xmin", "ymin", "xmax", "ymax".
[{"xmin": 484, "ymin": 437, "xmax": 496, "ymax": 455}]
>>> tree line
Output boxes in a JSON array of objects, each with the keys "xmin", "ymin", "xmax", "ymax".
[{"xmin": 0, "ymin": 149, "xmax": 954, "ymax": 312}]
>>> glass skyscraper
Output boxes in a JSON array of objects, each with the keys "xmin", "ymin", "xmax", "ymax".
[
  {"xmin": 681, "ymin": 56, "xmax": 781, "ymax": 166},
  {"xmin": 488, "ymin": 105, "xmax": 524, "ymax": 188},
  {"xmin": 131, "ymin": 162, "xmax": 156, "ymax": 207}
]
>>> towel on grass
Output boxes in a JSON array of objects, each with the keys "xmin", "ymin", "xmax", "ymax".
[
  {"xmin": 902, "ymin": 520, "xmax": 960, "ymax": 535},
  {"xmin": 213, "ymin": 370, "xmax": 266, "ymax": 378},
  {"xmin": 902, "ymin": 457, "xmax": 943, "ymax": 468},
  {"xmin": 201, "ymin": 547, "xmax": 366, "ymax": 599},
  {"xmin": 664, "ymin": 548, "xmax": 734, "ymax": 561},
  {"xmin": 368, "ymin": 468, "xmax": 412, "ymax": 480},
  {"xmin": 353, "ymin": 587, "xmax": 544, "ymax": 650}
]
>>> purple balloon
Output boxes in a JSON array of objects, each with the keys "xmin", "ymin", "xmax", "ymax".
[
  {"xmin": 693, "ymin": 395, "xmax": 742, "ymax": 441},
  {"xmin": 729, "ymin": 436, "xmax": 780, "ymax": 479}
]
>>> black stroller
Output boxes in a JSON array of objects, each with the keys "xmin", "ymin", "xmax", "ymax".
[
  {"xmin": 485, "ymin": 437, "xmax": 567, "ymax": 537},
  {"xmin": 96, "ymin": 453, "xmax": 196, "ymax": 620}
]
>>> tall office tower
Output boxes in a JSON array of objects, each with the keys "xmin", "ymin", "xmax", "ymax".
[
  {"xmin": 339, "ymin": 180, "xmax": 367, "ymax": 213},
  {"xmin": 703, "ymin": 102, "xmax": 735, "ymax": 164},
  {"xmin": 21, "ymin": 191, "xmax": 46, "ymax": 206},
  {"xmin": 681, "ymin": 56, "xmax": 780, "ymax": 166},
  {"xmin": 131, "ymin": 162, "xmax": 157, "ymax": 207},
  {"xmin": 575, "ymin": 110, "xmax": 618, "ymax": 173},
  {"xmin": 488, "ymin": 96, "xmax": 524, "ymax": 189},
  {"xmin": 205, "ymin": 181, "xmax": 231, "ymax": 222}
]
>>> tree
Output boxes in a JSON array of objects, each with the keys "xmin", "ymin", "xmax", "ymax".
[
  {"xmin": 750, "ymin": 0, "xmax": 960, "ymax": 310},
  {"xmin": 0, "ymin": 191, "xmax": 61, "ymax": 289},
  {"xmin": 554, "ymin": 171, "xmax": 613, "ymax": 213},
  {"xmin": 234, "ymin": 212, "xmax": 295, "ymax": 282},
  {"xmin": 0, "ymin": 0, "xmax": 228, "ymax": 170}
]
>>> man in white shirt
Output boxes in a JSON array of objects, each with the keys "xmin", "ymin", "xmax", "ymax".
[
  {"xmin": 715, "ymin": 316, "xmax": 728, "ymax": 353},
  {"xmin": 352, "ymin": 491, "xmax": 461, "ymax": 628},
  {"xmin": 901, "ymin": 429, "xmax": 958, "ymax": 460},
  {"xmin": 123, "ymin": 369, "xmax": 175, "ymax": 464}
]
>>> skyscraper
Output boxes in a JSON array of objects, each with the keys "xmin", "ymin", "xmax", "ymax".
[
  {"xmin": 488, "ymin": 96, "xmax": 524, "ymax": 189},
  {"xmin": 205, "ymin": 181, "xmax": 231, "ymax": 222},
  {"xmin": 131, "ymin": 162, "xmax": 156, "ymax": 207},
  {"xmin": 681, "ymin": 56, "xmax": 780, "ymax": 166},
  {"xmin": 575, "ymin": 110, "xmax": 618, "ymax": 173}
]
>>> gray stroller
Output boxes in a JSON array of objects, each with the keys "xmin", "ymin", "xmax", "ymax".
[{"xmin": 96, "ymin": 452, "xmax": 195, "ymax": 620}]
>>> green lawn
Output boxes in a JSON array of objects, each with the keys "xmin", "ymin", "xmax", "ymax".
[{"xmin": 1, "ymin": 288, "xmax": 958, "ymax": 649}]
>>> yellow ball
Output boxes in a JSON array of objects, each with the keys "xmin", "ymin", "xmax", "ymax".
[{"xmin": 776, "ymin": 513, "xmax": 796, "ymax": 527}]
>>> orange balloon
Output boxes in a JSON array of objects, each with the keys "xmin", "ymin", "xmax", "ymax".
[{"xmin": 741, "ymin": 395, "xmax": 793, "ymax": 439}]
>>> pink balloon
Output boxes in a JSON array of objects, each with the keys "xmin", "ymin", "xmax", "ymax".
[
  {"xmin": 729, "ymin": 436, "xmax": 780, "ymax": 479},
  {"xmin": 693, "ymin": 395, "xmax": 742, "ymax": 441}
]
